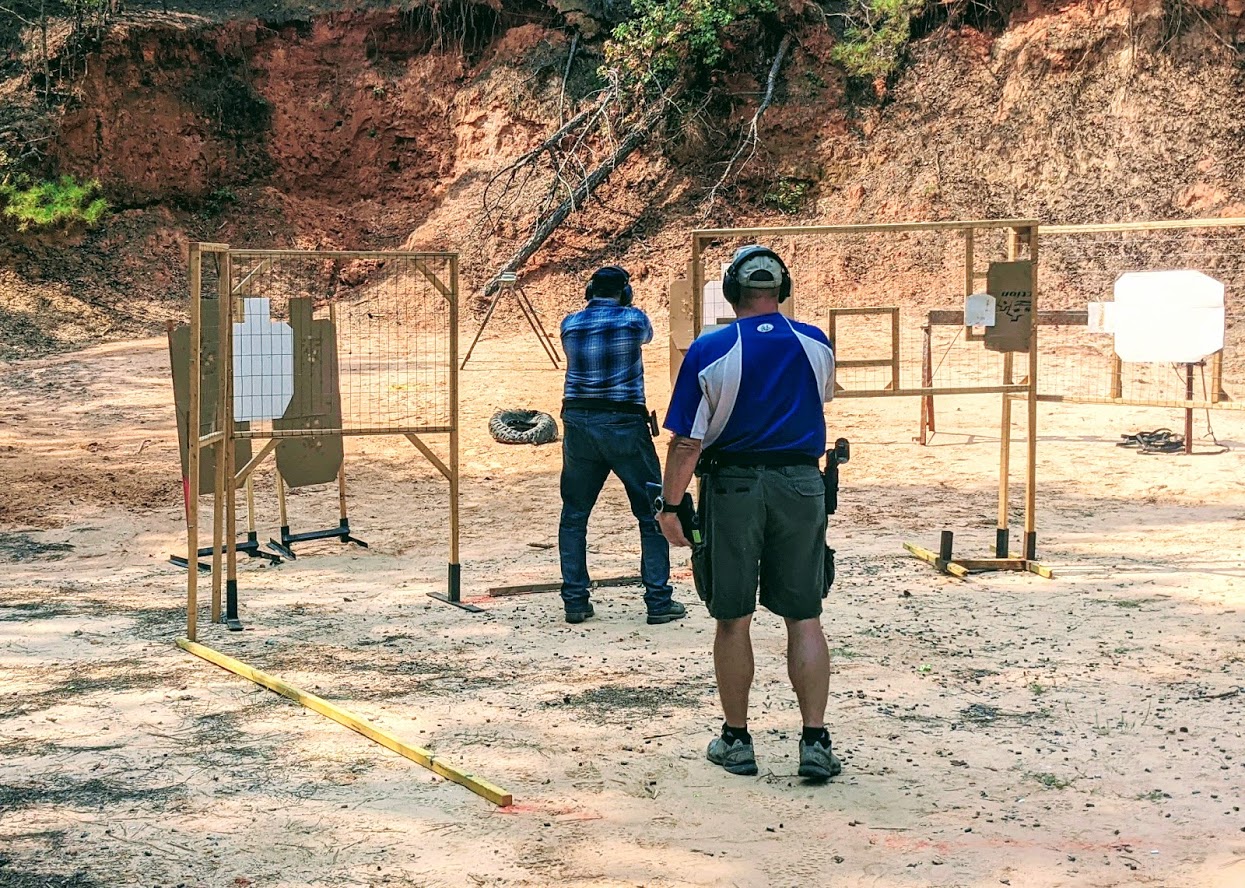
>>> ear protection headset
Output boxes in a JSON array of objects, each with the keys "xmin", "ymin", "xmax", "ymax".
[
  {"xmin": 722, "ymin": 245, "xmax": 792, "ymax": 305},
  {"xmin": 585, "ymin": 266, "xmax": 633, "ymax": 306}
]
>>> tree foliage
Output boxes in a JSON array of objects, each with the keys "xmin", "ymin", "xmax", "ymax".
[
  {"xmin": 830, "ymin": 0, "xmax": 925, "ymax": 79},
  {"xmin": 602, "ymin": 0, "xmax": 777, "ymax": 94}
]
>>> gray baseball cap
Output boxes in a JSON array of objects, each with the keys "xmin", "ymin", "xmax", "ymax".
[{"xmin": 734, "ymin": 246, "xmax": 783, "ymax": 289}]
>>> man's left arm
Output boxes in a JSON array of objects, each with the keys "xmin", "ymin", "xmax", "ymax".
[{"xmin": 636, "ymin": 309, "xmax": 654, "ymax": 346}]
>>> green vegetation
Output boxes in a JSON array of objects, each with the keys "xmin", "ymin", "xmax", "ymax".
[
  {"xmin": 1027, "ymin": 771, "xmax": 1073, "ymax": 790},
  {"xmin": 603, "ymin": 0, "xmax": 777, "ymax": 93},
  {"xmin": 0, "ymin": 175, "xmax": 108, "ymax": 231},
  {"xmin": 831, "ymin": 0, "xmax": 925, "ymax": 79},
  {"xmin": 1028, "ymin": 680, "xmax": 1047, "ymax": 695},
  {"xmin": 763, "ymin": 177, "xmax": 812, "ymax": 215}
]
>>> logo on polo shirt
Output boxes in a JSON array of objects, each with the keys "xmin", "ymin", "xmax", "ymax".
[{"xmin": 758, "ymin": 323, "xmax": 774, "ymax": 333}]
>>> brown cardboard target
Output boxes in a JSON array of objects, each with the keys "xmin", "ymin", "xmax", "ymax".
[{"xmin": 274, "ymin": 298, "xmax": 344, "ymax": 489}]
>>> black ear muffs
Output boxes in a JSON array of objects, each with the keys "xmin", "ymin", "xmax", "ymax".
[
  {"xmin": 586, "ymin": 266, "xmax": 633, "ymax": 306},
  {"xmin": 722, "ymin": 246, "xmax": 792, "ymax": 304}
]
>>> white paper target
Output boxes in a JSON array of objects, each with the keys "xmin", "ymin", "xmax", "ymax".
[
  {"xmin": 701, "ymin": 262, "xmax": 734, "ymax": 327},
  {"xmin": 1087, "ymin": 302, "xmax": 1115, "ymax": 334},
  {"xmin": 965, "ymin": 292, "xmax": 996, "ymax": 327},
  {"xmin": 233, "ymin": 297, "xmax": 295, "ymax": 421},
  {"xmin": 1112, "ymin": 270, "xmax": 1225, "ymax": 364}
]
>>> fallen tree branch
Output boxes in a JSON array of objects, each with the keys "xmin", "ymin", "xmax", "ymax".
[
  {"xmin": 702, "ymin": 33, "xmax": 792, "ymax": 216},
  {"xmin": 479, "ymin": 109, "xmax": 662, "ymax": 301},
  {"xmin": 476, "ymin": 90, "xmax": 612, "ymax": 235}
]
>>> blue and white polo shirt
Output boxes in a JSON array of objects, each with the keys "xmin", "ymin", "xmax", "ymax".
[{"xmin": 663, "ymin": 313, "xmax": 835, "ymax": 458}]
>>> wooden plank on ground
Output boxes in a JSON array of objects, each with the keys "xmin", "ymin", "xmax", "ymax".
[{"xmin": 176, "ymin": 638, "xmax": 513, "ymax": 807}]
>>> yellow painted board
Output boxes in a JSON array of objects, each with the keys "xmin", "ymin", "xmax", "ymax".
[
  {"xmin": 1027, "ymin": 562, "xmax": 1055, "ymax": 580},
  {"xmin": 176, "ymin": 638, "xmax": 513, "ymax": 807},
  {"xmin": 902, "ymin": 543, "xmax": 970, "ymax": 579}
]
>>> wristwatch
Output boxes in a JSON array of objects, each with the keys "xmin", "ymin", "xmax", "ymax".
[{"xmin": 652, "ymin": 493, "xmax": 682, "ymax": 515}]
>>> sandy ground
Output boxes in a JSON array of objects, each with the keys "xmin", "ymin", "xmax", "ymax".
[{"xmin": 2, "ymin": 315, "xmax": 1245, "ymax": 888}]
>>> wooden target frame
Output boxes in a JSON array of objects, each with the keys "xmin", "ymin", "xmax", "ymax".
[
  {"xmin": 182, "ymin": 243, "xmax": 464, "ymax": 641},
  {"xmin": 671, "ymin": 219, "xmax": 1048, "ymax": 577}
]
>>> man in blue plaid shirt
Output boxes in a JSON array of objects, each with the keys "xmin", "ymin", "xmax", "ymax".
[{"xmin": 558, "ymin": 266, "xmax": 685, "ymax": 626}]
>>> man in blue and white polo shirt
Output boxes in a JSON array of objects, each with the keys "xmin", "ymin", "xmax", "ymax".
[
  {"xmin": 656, "ymin": 246, "xmax": 840, "ymax": 781},
  {"xmin": 558, "ymin": 266, "xmax": 686, "ymax": 626}
]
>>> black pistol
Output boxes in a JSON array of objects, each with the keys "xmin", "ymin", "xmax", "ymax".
[
  {"xmin": 646, "ymin": 482, "xmax": 702, "ymax": 546},
  {"xmin": 825, "ymin": 437, "xmax": 850, "ymax": 515}
]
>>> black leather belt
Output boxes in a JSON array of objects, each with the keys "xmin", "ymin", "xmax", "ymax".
[
  {"xmin": 698, "ymin": 451, "xmax": 819, "ymax": 472},
  {"xmin": 562, "ymin": 398, "xmax": 649, "ymax": 417}
]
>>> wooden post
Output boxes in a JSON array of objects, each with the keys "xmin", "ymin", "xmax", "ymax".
[
  {"xmin": 186, "ymin": 245, "xmax": 202, "ymax": 641},
  {"xmin": 996, "ymin": 229, "xmax": 1019, "ymax": 558},
  {"xmin": 691, "ymin": 234, "xmax": 704, "ymax": 338},
  {"xmin": 276, "ymin": 471, "xmax": 289, "ymax": 531},
  {"xmin": 246, "ymin": 477, "xmax": 257, "ymax": 536},
  {"xmin": 1110, "ymin": 354, "xmax": 1123, "ymax": 399},
  {"xmin": 211, "ymin": 267, "xmax": 228, "ymax": 623},
  {"xmin": 890, "ymin": 306, "xmax": 901, "ymax": 391},
  {"xmin": 1024, "ymin": 227, "xmax": 1040, "ymax": 560},
  {"xmin": 1185, "ymin": 362, "xmax": 1195, "ymax": 455},
  {"xmin": 919, "ymin": 322, "xmax": 933, "ymax": 445},
  {"xmin": 222, "ymin": 251, "xmax": 241, "ymax": 630},
  {"xmin": 1211, "ymin": 350, "xmax": 1225, "ymax": 403},
  {"xmin": 448, "ymin": 255, "xmax": 461, "ymax": 602},
  {"xmin": 997, "ymin": 353, "xmax": 1014, "ymax": 558}
]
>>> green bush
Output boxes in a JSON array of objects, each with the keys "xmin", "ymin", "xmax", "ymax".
[
  {"xmin": 763, "ymin": 177, "xmax": 811, "ymax": 214},
  {"xmin": 831, "ymin": 0, "xmax": 925, "ymax": 80},
  {"xmin": 0, "ymin": 175, "xmax": 108, "ymax": 231},
  {"xmin": 603, "ymin": 0, "xmax": 777, "ymax": 93}
]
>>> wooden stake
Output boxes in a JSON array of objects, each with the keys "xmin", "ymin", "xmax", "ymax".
[
  {"xmin": 186, "ymin": 245, "xmax": 203, "ymax": 641},
  {"xmin": 176, "ymin": 639, "xmax": 513, "ymax": 806},
  {"xmin": 1024, "ymin": 227, "xmax": 1040, "ymax": 560},
  {"xmin": 222, "ymin": 252, "xmax": 240, "ymax": 628},
  {"xmin": 449, "ymin": 256, "xmax": 461, "ymax": 597},
  {"xmin": 1185, "ymin": 362, "xmax": 1195, "ymax": 455}
]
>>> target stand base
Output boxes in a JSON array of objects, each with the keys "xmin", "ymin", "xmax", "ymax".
[
  {"xmin": 905, "ymin": 531, "xmax": 1053, "ymax": 580},
  {"xmin": 170, "ymin": 532, "xmax": 283, "ymax": 572},
  {"xmin": 268, "ymin": 519, "xmax": 368, "ymax": 561},
  {"xmin": 427, "ymin": 563, "xmax": 482, "ymax": 612}
]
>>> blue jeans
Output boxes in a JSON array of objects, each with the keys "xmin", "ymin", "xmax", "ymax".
[{"xmin": 559, "ymin": 408, "xmax": 673, "ymax": 613}]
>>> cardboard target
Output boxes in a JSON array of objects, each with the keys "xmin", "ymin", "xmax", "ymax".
[{"xmin": 274, "ymin": 297, "xmax": 344, "ymax": 489}]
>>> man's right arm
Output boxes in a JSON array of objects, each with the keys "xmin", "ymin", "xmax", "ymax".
[{"xmin": 657, "ymin": 435, "xmax": 702, "ymax": 547}]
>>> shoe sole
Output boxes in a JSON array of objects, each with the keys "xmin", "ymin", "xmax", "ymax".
[
  {"xmin": 646, "ymin": 611, "xmax": 686, "ymax": 625},
  {"xmin": 565, "ymin": 613, "xmax": 593, "ymax": 624},
  {"xmin": 709, "ymin": 756, "xmax": 759, "ymax": 776},
  {"xmin": 798, "ymin": 761, "xmax": 842, "ymax": 781}
]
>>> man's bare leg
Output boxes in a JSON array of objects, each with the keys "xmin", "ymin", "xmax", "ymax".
[
  {"xmin": 714, "ymin": 615, "xmax": 754, "ymax": 727},
  {"xmin": 785, "ymin": 617, "xmax": 829, "ymax": 728}
]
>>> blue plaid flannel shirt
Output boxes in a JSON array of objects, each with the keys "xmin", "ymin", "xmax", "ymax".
[{"xmin": 560, "ymin": 299, "xmax": 653, "ymax": 405}]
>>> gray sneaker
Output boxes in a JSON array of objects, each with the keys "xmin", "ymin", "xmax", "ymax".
[
  {"xmin": 707, "ymin": 735, "xmax": 758, "ymax": 776},
  {"xmin": 798, "ymin": 738, "xmax": 842, "ymax": 781}
]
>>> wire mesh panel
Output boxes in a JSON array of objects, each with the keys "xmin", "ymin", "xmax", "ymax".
[
  {"xmin": 1039, "ymin": 222, "xmax": 1244, "ymax": 409},
  {"xmin": 683, "ymin": 222, "xmax": 1034, "ymax": 397},
  {"xmin": 226, "ymin": 251, "xmax": 456, "ymax": 437}
]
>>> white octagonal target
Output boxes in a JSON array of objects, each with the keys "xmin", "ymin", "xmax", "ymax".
[
  {"xmin": 233, "ymin": 297, "xmax": 295, "ymax": 421},
  {"xmin": 1112, "ymin": 270, "xmax": 1225, "ymax": 364}
]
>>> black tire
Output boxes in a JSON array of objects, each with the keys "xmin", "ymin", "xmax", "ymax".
[{"xmin": 489, "ymin": 409, "xmax": 559, "ymax": 445}]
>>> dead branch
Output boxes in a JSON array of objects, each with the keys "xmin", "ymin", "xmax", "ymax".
[
  {"xmin": 476, "ymin": 90, "xmax": 612, "ymax": 234},
  {"xmin": 479, "ymin": 109, "xmax": 661, "ymax": 301},
  {"xmin": 702, "ymin": 33, "xmax": 792, "ymax": 216},
  {"xmin": 558, "ymin": 31, "xmax": 579, "ymax": 124}
]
